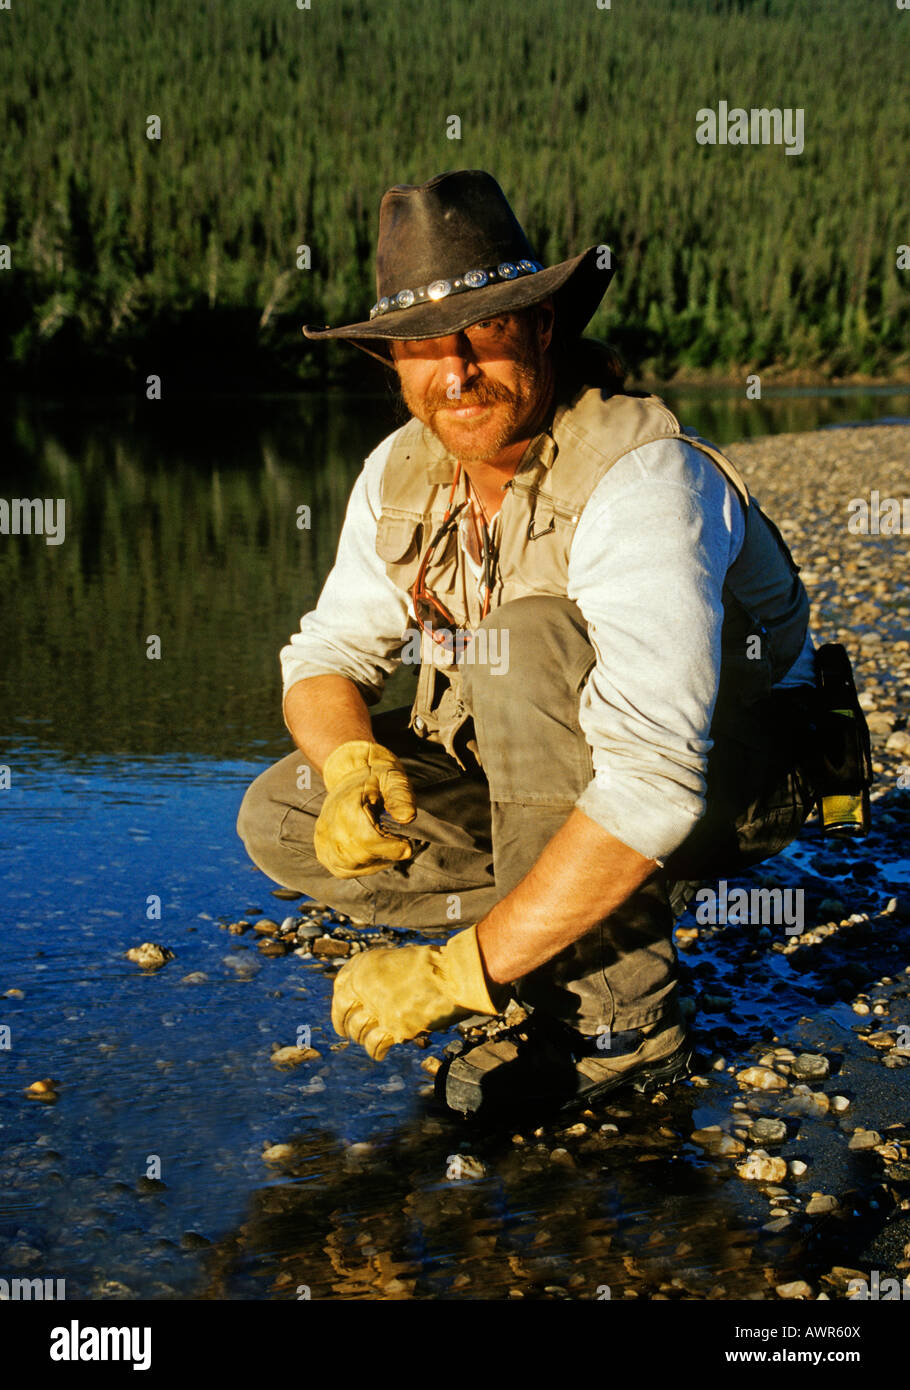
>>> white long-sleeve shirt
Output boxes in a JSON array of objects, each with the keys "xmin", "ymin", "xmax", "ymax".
[{"xmin": 280, "ymin": 428, "xmax": 816, "ymax": 863}]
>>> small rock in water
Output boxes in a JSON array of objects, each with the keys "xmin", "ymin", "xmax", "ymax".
[
  {"xmin": 257, "ymin": 939, "xmax": 289, "ymax": 957},
  {"xmin": 125, "ymin": 942, "xmax": 174, "ymax": 970},
  {"xmin": 776, "ymin": 1280, "xmax": 813, "ymax": 1300},
  {"xmin": 223, "ymin": 954, "xmax": 260, "ymax": 978},
  {"xmin": 270, "ymin": 1045, "xmax": 320, "ymax": 1068},
  {"xmin": 831, "ymin": 1095, "xmax": 851, "ymax": 1113},
  {"xmin": 691, "ymin": 1128, "xmax": 745, "ymax": 1158},
  {"xmin": 736, "ymin": 1065, "xmax": 787, "ymax": 1092},
  {"xmin": 750, "ymin": 1118, "xmax": 788, "ymax": 1146},
  {"xmin": 806, "ymin": 1193, "xmax": 839, "ymax": 1216},
  {"xmin": 300, "ymin": 1075, "xmax": 326, "ymax": 1094},
  {"xmin": 254, "ymin": 919, "xmax": 279, "ymax": 936},
  {"xmin": 25, "ymin": 1078, "xmax": 59, "ymax": 1099},
  {"xmin": 736, "ymin": 1149, "xmax": 788, "ymax": 1182},
  {"xmin": 445, "ymin": 1153, "xmax": 486, "ymax": 1181},
  {"xmin": 179, "ymin": 972, "xmax": 208, "ymax": 985},
  {"xmin": 847, "ymin": 1129, "xmax": 882, "ymax": 1151},
  {"xmin": 4, "ymin": 988, "xmax": 25, "ymax": 998},
  {"xmin": 312, "ymin": 936, "xmax": 352, "ymax": 958},
  {"xmin": 262, "ymin": 1143, "xmax": 296, "ymax": 1163},
  {"xmin": 792, "ymin": 1053, "xmax": 830, "ymax": 1080},
  {"xmin": 787, "ymin": 1085, "xmax": 830, "ymax": 1115},
  {"xmin": 789, "ymin": 1160, "xmax": 808, "ymax": 1177}
]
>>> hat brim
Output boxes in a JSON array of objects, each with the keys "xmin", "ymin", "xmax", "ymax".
[{"xmin": 302, "ymin": 245, "xmax": 613, "ymax": 362}]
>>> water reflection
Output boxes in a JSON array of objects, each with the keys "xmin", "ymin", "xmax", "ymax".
[{"xmin": 3, "ymin": 386, "xmax": 908, "ymax": 760}]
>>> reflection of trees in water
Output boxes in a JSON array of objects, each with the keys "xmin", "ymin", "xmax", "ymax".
[
  {"xmin": 196, "ymin": 1091, "xmax": 810, "ymax": 1301},
  {"xmin": 4, "ymin": 391, "xmax": 907, "ymax": 766},
  {"xmin": 0, "ymin": 395, "xmax": 408, "ymax": 759}
]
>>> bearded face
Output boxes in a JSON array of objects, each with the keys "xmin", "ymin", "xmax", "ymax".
[{"xmin": 390, "ymin": 305, "xmax": 554, "ymax": 463}]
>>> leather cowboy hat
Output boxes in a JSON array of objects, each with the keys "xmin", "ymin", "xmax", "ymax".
[{"xmin": 302, "ymin": 169, "xmax": 614, "ymax": 365}]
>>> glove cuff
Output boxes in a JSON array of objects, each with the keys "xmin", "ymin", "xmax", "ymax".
[
  {"xmin": 443, "ymin": 925, "xmax": 510, "ymax": 1016},
  {"xmin": 322, "ymin": 739, "xmax": 400, "ymax": 791}
]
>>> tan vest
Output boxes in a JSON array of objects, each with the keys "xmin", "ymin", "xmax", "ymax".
[{"xmin": 377, "ymin": 386, "xmax": 810, "ymax": 763}]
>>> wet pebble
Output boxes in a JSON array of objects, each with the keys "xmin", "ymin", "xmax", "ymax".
[
  {"xmin": 125, "ymin": 943, "xmax": 174, "ymax": 970},
  {"xmin": 776, "ymin": 1280, "xmax": 813, "ymax": 1299},
  {"xmin": 312, "ymin": 937, "xmax": 352, "ymax": 958},
  {"xmin": 806, "ymin": 1193, "xmax": 839, "ymax": 1215},
  {"xmin": 749, "ymin": 1118, "xmax": 788, "ymax": 1146},
  {"xmin": 445, "ymin": 1154, "xmax": 486, "ymax": 1181},
  {"xmin": 25, "ymin": 1078, "xmax": 59, "ymax": 1101},
  {"xmin": 736, "ymin": 1150, "xmax": 788, "ymax": 1182},
  {"xmin": 847, "ymin": 1129, "xmax": 882, "ymax": 1151},
  {"xmin": 257, "ymin": 939, "xmax": 290, "ymax": 957},
  {"xmin": 787, "ymin": 1086, "xmax": 830, "ymax": 1115},
  {"xmin": 736, "ymin": 1065, "xmax": 787, "ymax": 1092},
  {"xmin": 691, "ymin": 1128, "xmax": 745, "ymax": 1158},
  {"xmin": 223, "ymin": 954, "xmax": 260, "ymax": 978},
  {"xmin": 262, "ymin": 1143, "xmax": 295, "ymax": 1163},
  {"xmin": 791, "ymin": 1053, "xmax": 830, "ymax": 1080},
  {"xmin": 270, "ymin": 1045, "xmax": 321, "ymax": 1068}
]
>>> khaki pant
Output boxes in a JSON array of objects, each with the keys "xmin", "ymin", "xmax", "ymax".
[{"xmin": 237, "ymin": 597, "xmax": 815, "ymax": 1035}]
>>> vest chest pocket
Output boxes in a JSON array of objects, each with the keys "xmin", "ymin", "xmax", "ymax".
[
  {"xmin": 501, "ymin": 511, "xmax": 577, "ymax": 598},
  {"xmin": 376, "ymin": 513, "xmax": 423, "ymax": 591}
]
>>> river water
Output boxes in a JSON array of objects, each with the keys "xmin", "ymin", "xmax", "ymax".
[{"xmin": 1, "ymin": 386, "xmax": 908, "ymax": 1300}]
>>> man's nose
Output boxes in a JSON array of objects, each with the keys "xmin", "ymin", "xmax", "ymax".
[{"xmin": 437, "ymin": 333, "xmax": 481, "ymax": 391}]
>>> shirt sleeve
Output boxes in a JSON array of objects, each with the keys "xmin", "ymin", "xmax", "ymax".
[
  {"xmin": 280, "ymin": 432, "xmax": 411, "ymax": 712},
  {"xmin": 568, "ymin": 437, "xmax": 746, "ymax": 863}
]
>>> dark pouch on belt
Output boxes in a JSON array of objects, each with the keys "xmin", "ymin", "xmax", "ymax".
[{"xmin": 808, "ymin": 643, "xmax": 873, "ymax": 836}]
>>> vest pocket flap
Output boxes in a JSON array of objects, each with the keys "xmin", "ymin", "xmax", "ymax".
[{"xmin": 376, "ymin": 514, "xmax": 421, "ymax": 563}]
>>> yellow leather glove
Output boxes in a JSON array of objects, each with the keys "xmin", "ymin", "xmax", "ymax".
[
  {"xmin": 331, "ymin": 925, "xmax": 507, "ymax": 1060},
  {"xmin": 314, "ymin": 740, "xmax": 417, "ymax": 878}
]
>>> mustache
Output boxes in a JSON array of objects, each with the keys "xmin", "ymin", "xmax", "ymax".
[{"xmin": 423, "ymin": 380, "xmax": 517, "ymax": 413}]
